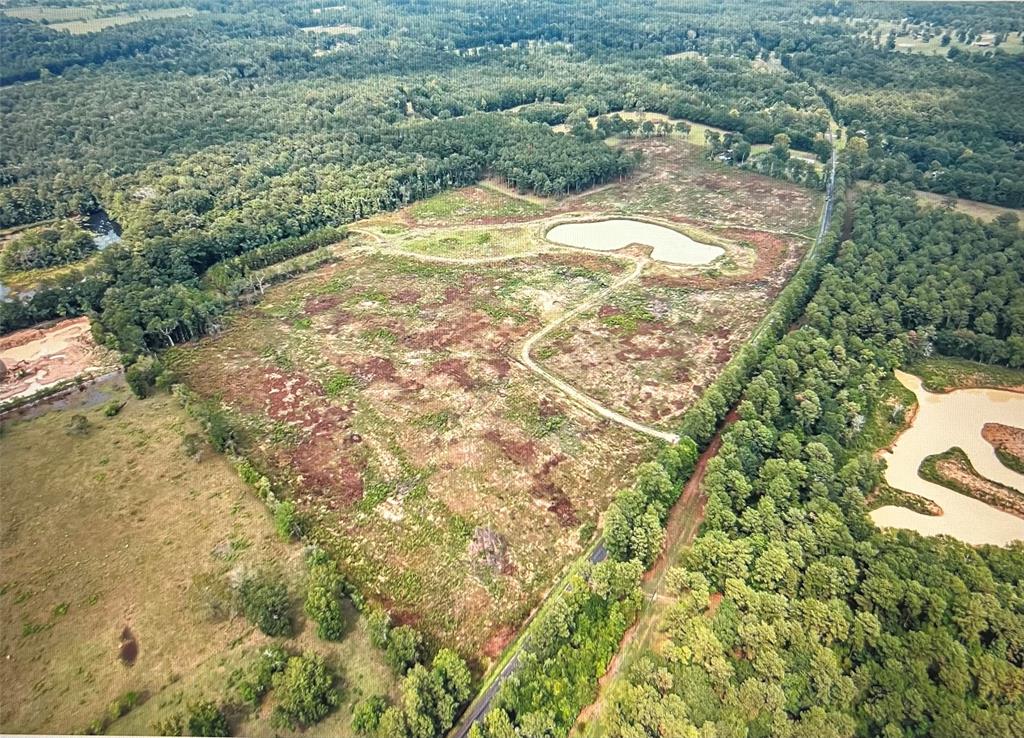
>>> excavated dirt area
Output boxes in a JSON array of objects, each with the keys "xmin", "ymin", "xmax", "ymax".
[{"xmin": 0, "ymin": 316, "xmax": 117, "ymax": 404}]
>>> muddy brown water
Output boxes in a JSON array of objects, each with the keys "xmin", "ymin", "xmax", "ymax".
[
  {"xmin": 870, "ymin": 370, "xmax": 1024, "ymax": 546},
  {"xmin": 546, "ymin": 219, "xmax": 724, "ymax": 265}
]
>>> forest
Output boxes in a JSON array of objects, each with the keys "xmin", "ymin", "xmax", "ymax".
[{"xmin": 2, "ymin": 0, "xmax": 1017, "ymax": 325}]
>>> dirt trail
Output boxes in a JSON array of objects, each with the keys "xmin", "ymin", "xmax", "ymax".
[
  {"xmin": 354, "ymin": 225, "xmax": 681, "ymax": 444},
  {"xmin": 573, "ymin": 421, "xmax": 723, "ymax": 732},
  {"xmin": 518, "ymin": 257, "xmax": 681, "ymax": 444}
]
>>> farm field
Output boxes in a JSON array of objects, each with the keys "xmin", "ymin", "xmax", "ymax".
[
  {"xmin": 0, "ymin": 381, "xmax": 396, "ymax": 735},
  {"xmin": 1, "ymin": 6, "xmax": 194, "ymax": 33},
  {"xmin": 171, "ymin": 135, "xmax": 822, "ymax": 663}
]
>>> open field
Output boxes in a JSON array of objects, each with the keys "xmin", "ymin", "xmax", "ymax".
[
  {"xmin": 914, "ymin": 189, "xmax": 1024, "ymax": 223},
  {"xmin": 1, "ymin": 4, "xmax": 101, "ymax": 22},
  {"xmin": 1, "ymin": 6, "xmax": 197, "ymax": 33},
  {"xmin": 533, "ymin": 139, "xmax": 819, "ymax": 429},
  {"xmin": 300, "ymin": 23, "xmax": 363, "ymax": 35},
  {"xmin": 171, "ymin": 246, "xmax": 655, "ymax": 661},
  {"xmin": 0, "ymin": 381, "xmax": 396, "ymax": 734},
  {"xmin": 50, "ymin": 8, "xmax": 193, "ymax": 33},
  {"xmin": 578, "ymin": 138, "xmax": 823, "ymax": 235},
  {"xmin": 170, "ymin": 136, "xmax": 821, "ymax": 664}
]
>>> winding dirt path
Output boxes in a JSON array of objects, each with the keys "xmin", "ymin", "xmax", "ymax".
[
  {"xmin": 352, "ymin": 226, "xmax": 682, "ymax": 444},
  {"xmin": 518, "ymin": 257, "xmax": 681, "ymax": 444}
]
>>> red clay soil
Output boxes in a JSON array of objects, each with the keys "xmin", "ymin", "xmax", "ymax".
[
  {"xmin": 983, "ymin": 423, "xmax": 1024, "ymax": 466},
  {"xmin": 431, "ymin": 357, "xmax": 477, "ymax": 389},
  {"xmin": 531, "ymin": 454, "xmax": 577, "ymax": 527},
  {"xmin": 642, "ymin": 228, "xmax": 793, "ymax": 291},
  {"xmin": 484, "ymin": 429, "xmax": 539, "ymax": 466},
  {"xmin": 483, "ymin": 625, "xmax": 518, "ymax": 660}
]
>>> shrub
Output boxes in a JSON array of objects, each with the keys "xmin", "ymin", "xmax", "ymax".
[
  {"xmin": 273, "ymin": 500, "xmax": 302, "ymax": 541},
  {"xmin": 271, "ymin": 653, "xmax": 339, "ymax": 729},
  {"xmin": 230, "ymin": 645, "xmax": 289, "ymax": 708},
  {"xmin": 304, "ymin": 555, "xmax": 347, "ymax": 641},
  {"xmin": 367, "ymin": 608, "xmax": 392, "ymax": 649},
  {"xmin": 352, "ymin": 695, "xmax": 389, "ymax": 735},
  {"xmin": 103, "ymin": 400, "xmax": 125, "ymax": 417},
  {"xmin": 385, "ymin": 625, "xmax": 424, "ymax": 674},
  {"xmin": 239, "ymin": 573, "xmax": 293, "ymax": 637},
  {"xmin": 67, "ymin": 414, "xmax": 91, "ymax": 436},
  {"xmin": 152, "ymin": 712, "xmax": 183, "ymax": 736},
  {"xmin": 125, "ymin": 357, "xmax": 162, "ymax": 399},
  {"xmin": 185, "ymin": 700, "xmax": 229, "ymax": 737},
  {"xmin": 181, "ymin": 432, "xmax": 204, "ymax": 460}
]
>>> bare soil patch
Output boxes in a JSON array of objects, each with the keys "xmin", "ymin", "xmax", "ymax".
[
  {"xmin": 983, "ymin": 423, "xmax": 1024, "ymax": 474},
  {"xmin": 0, "ymin": 317, "xmax": 117, "ymax": 404}
]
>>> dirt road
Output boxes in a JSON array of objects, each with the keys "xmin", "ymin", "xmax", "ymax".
[{"xmin": 518, "ymin": 257, "xmax": 681, "ymax": 444}]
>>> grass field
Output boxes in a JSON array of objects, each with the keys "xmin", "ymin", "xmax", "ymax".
[
  {"xmin": 170, "ymin": 247, "xmax": 654, "ymax": 662},
  {"xmin": 2, "ymin": 4, "xmax": 99, "ymax": 22},
  {"xmin": 0, "ymin": 380, "xmax": 395, "ymax": 734},
  {"xmin": 914, "ymin": 189, "xmax": 1024, "ymax": 223},
  {"xmin": 1, "ymin": 6, "xmax": 196, "ymax": 33}
]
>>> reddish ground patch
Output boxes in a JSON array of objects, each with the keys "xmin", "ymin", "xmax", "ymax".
[
  {"xmin": 482, "ymin": 624, "xmax": 517, "ymax": 660},
  {"xmin": 432, "ymin": 357, "xmax": 476, "ymax": 389},
  {"xmin": 531, "ymin": 454, "xmax": 577, "ymax": 527},
  {"xmin": 484, "ymin": 429, "xmax": 538, "ymax": 466}
]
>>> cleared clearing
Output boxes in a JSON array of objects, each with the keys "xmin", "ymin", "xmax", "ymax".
[
  {"xmin": 171, "ymin": 135, "xmax": 822, "ymax": 664},
  {"xmin": 914, "ymin": 189, "xmax": 1024, "ymax": 223}
]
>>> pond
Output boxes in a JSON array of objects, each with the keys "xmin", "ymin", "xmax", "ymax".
[
  {"xmin": 82, "ymin": 209, "xmax": 122, "ymax": 251},
  {"xmin": 870, "ymin": 370, "xmax": 1024, "ymax": 546},
  {"xmin": 546, "ymin": 219, "xmax": 724, "ymax": 265}
]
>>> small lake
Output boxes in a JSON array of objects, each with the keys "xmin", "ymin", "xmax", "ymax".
[
  {"xmin": 546, "ymin": 219, "xmax": 724, "ymax": 265},
  {"xmin": 870, "ymin": 370, "xmax": 1024, "ymax": 546},
  {"xmin": 82, "ymin": 209, "xmax": 122, "ymax": 251}
]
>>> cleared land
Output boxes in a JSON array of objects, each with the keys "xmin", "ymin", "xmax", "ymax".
[
  {"xmin": 0, "ymin": 381, "xmax": 396, "ymax": 734},
  {"xmin": 172, "ymin": 247, "xmax": 654, "ymax": 661},
  {"xmin": 301, "ymin": 23, "xmax": 363, "ymax": 35},
  {"xmin": 534, "ymin": 138, "xmax": 820, "ymax": 430},
  {"xmin": 1, "ymin": 6, "xmax": 195, "ymax": 33},
  {"xmin": 914, "ymin": 189, "xmax": 1024, "ymax": 223},
  {"xmin": 172, "ymin": 136, "xmax": 821, "ymax": 664},
  {"xmin": 0, "ymin": 316, "xmax": 118, "ymax": 406}
]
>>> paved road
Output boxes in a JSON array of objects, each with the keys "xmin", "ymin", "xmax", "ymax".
[{"xmin": 451, "ymin": 142, "xmax": 840, "ymax": 738}]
